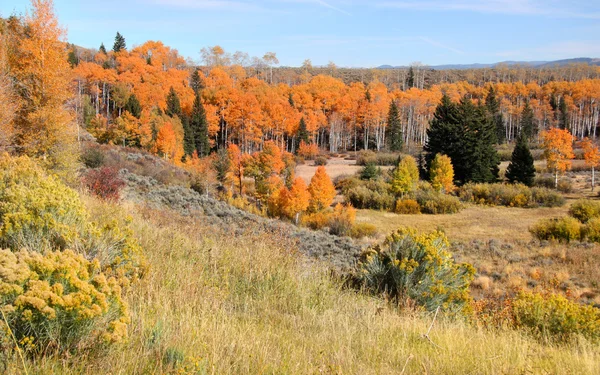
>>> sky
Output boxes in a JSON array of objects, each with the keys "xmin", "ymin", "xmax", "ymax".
[{"xmin": 1, "ymin": 0, "xmax": 600, "ymax": 67}]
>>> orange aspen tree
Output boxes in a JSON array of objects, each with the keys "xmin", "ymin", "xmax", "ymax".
[
  {"xmin": 581, "ymin": 137, "xmax": 600, "ymax": 191},
  {"xmin": 308, "ymin": 166, "xmax": 336, "ymax": 211},
  {"xmin": 227, "ymin": 144, "xmax": 245, "ymax": 196},
  {"xmin": 281, "ymin": 177, "xmax": 310, "ymax": 223},
  {"xmin": 541, "ymin": 128, "xmax": 575, "ymax": 188},
  {"xmin": 155, "ymin": 123, "xmax": 177, "ymax": 160}
]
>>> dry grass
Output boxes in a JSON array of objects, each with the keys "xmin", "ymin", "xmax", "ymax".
[
  {"xmin": 296, "ymin": 157, "xmax": 392, "ymax": 184},
  {"xmin": 5, "ymin": 202, "xmax": 600, "ymax": 374},
  {"xmin": 356, "ymin": 204, "xmax": 570, "ymax": 242}
]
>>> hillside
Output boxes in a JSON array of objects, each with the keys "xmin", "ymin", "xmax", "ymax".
[{"xmin": 377, "ymin": 57, "xmax": 600, "ymax": 70}]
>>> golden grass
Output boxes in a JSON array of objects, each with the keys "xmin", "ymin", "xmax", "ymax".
[
  {"xmin": 5, "ymin": 202, "xmax": 599, "ymax": 374},
  {"xmin": 356, "ymin": 204, "xmax": 570, "ymax": 242}
]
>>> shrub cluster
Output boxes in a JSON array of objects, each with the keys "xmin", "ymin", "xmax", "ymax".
[
  {"xmin": 395, "ymin": 199, "xmax": 421, "ymax": 214},
  {"xmin": 356, "ymin": 150, "xmax": 401, "ymax": 166},
  {"xmin": 531, "ymin": 199, "xmax": 600, "ymax": 243},
  {"xmin": 358, "ymin": 228, "xmax": 475, "ymax": 312},
  {"xmin": 83, "ymin": 167, "xmax": 126, "ymax": 201},
  {"xmin": 0, "ymin": 249, "xmax": 129, "ymax": 354},
  {"xmin": 313, "ymin": 156, "xmax": 328, "ymax": 166},
  {"xmin": 569, "ymin": 199, "xmax": 600, "ymax": 223},
  {"xmin": 415, "ymin": 190, "xmax": 462, "ymax": 214},
  {"xmin": 80, "ymin": 147, "xmax": 105, "ymax": 168},
  {"xmin": 458, "ymin": 183, "xmax": 565, "ymax": 208},
  {"xmin": 345, "ymin": 181, "xmax": 395, "ymax": 210}
]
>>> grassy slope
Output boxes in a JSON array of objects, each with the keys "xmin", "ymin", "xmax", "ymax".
[{"xmin": 10, "ymin": 199, "xmax": 599, "ymax": 374}]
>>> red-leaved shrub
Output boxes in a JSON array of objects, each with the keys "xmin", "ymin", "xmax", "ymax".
[{"xmin": 83, "ymin": 167, "xmax": 125, "ymax": 201}]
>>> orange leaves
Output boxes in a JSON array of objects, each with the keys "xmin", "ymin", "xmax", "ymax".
[
  {"xmin": 308, "ymin": 166, "xmax": 336, "ymax": 212},
  {"xmin": 581, "ymin": 137, "xmax": 600, "ymax": 168},
  {"xmin": 541, "ymin": 128, "xmax": 575, "ymax": 175},
  {"xmin": 279, "ymin": 177, "xmax": 310, "ymax": 221},
  {"xmin": 297, "ymin": 141, "xmax": 319, "ymax": 160}
]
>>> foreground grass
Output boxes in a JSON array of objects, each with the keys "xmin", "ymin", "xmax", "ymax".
[{"xmin": 7, "ymin": 201, "xmax": 600, "ymax": 374}]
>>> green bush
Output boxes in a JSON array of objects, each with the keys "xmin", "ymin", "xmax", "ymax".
[
  {"xmin": 395, "ymin": 199, "xmax": 421, "ymax": 214},
  {"xmin": 80, "ymin": 147, "xmax": 105, "ymax": 168},
  {"xmin": 582, "ymin": 218, "xmax": 600, "ymax": 242},
  {"xmin": 358, "ymin": 228, "xmax": 475, "ymax": 312},
  {"xmin": 0, "ymin": 249, "xmax": 129, "ymax": 354},
  {"xmin": 359, "ymin": 163, "xmax": 381, "ymax": 180},
  {"xmin": 530, "ymin": 217, "xmax": 581, "ymax": 243},
  {"xmin": 415, "ymin": 190, "xmax": 462, "ymax": 214},
  {"xmin": 513, "ymin": 291, "xmax": 600, "ymax": 343},
  {"xmin": 356, "ymin": 150, "xmax": 401, "ymax": 166},
  {"xmin": 569, "ymin": 200, "xmax": 600, "ymax": 223},
  {"xmin": 458, "ymin": 183, "xmax": 564, "ymax": 208},
  {"xmin": 314, "ymin": 156, "xmax": 328, "ymax": 166},
  {"xmin": 0, "ymin": 155, "xmax": 87, "ymax": 252},
  {"xmin": 346, "ymin": 184, "xmax": 395, "ymax": 210},
  {"xmin": 557, "ymin": 179, "xmax": 573, "ymax": 193}
]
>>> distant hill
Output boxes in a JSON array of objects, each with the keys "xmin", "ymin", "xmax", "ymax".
[{"xmin": 378, "ymin": 58, "xmax": 600, "ymax": 70}]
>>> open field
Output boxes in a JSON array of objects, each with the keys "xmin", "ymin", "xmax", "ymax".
[{"xmin": 296, "ymin": 157, "xmax": 393, "ymax": 183}]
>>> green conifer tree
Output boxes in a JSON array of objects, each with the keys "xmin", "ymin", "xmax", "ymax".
[
  {"xmin": 113, "ymin": 32, "xmax": 126, "ymax": 53},
  {"xmin": 99, "ymin": 43, "xmax": 107, "ymax": 54},
  {"xmin": 485, "ymin": 86, "xmax": 504, "ymax": 144},
  {"xmin": 190, "ymin": 91, "xmax": 210, "ymax": 156},
  {"xmin": 190, "ymin": 68, "xmax": 204, "ymax": 93},
  {"xmin": 559, "ymin": 96, "xmax": 569, "ymax": 131},
  {"xmin": 386, "ymin": 100, "xmax": 403, "ymax": 151},
  {"xmin": 296, "ymin": 117, "xmax": 310, "ymax": 148},
  {"xmin": 165, "ymin": 87, "xmax": 182, "ymax": 118},
  {"xmin": 520, "ymin": 100, "xmax": 536, "ymax": 141},
  {"xmin": 505, "ymin": 134, "xmax": 536, "ymax": 186},
  {"xmin": 125, "ymin": 93, "xmax": 142, "ymax": 119}
]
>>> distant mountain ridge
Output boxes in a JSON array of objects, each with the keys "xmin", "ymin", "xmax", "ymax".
[{"xmin": 378, "ymin": 58, "xmax": 600, "ymax": 70}]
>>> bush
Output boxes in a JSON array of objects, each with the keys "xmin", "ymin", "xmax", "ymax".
[
  {"xmin": 297, "ymin": 141, "xmax": 319, "ymax": 160},
  {"xmin": 356, "ymin": 150, "xmax": 400, "ymax": 166},
  {"xmin": 83, "ymin": 167, "xmax": 126, "ymax": 201},
  {"xmin": 582, "ymin": 217, "xmax": 600, "ymax": 242},
  {"xmin": 395, "ymin": 199, "xmax": 421, "ymax": 214},
  {"xmin": 349, "ymin": 223, "xmax": 378, "ymax": 239},
  {"xmin": 346, "ymin": 185, "xmax": 395, "ymax": 210},
  {"xmin": 0, "ymin": 249, "xmax": 129, "ymax": 354},
  {"xmin": 81, "ymin": 147, "xmax": 105, "ymax": 168},
  {"xmin": 358, "ymin": 228, "xmax": 475, "ymax": 312},
  {"xmin": 314, "ymin": 156, "xmax": 328, "ymax": 166},
  {"xmin": 301, "ymin": 211, "xmax": 331, "ymax": 230},
  {"xmin": 0, "ymin": 155, "xmax": 87, "ymax": 252},
  {"xmin": 513, "ymin": 291, "xmax": 600, "ymax": 343},
  {"xmin": 534, "ymin": 176, "xmax": 556, "ymax": 189},
  {"xmin": 458, "ymin": 183, "xmax": 564, "ymax": 208},
  {"xmin": 557, "ymin": 179, "xmax": 573, "ymax": 193},
  {"xmin": 530, "ymin": 217, "xmax": 581, "ymax": 243},
  {"xmin": 569, "ymin": 200, "xmax": 600, "ymax": 223},
  {"xmin": 415, "ymin": 190, "xmax": 462, "ymax": 214},
  {"xmin": 328, "ymin": 204, "xmax": 356, "ymax": 236},
  {"xmin": 359, "ymin": 163, "xmax": 381, "ymax": 180}
]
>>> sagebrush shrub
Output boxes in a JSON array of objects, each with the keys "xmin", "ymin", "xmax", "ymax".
[
  {"xmin": 314, "ymin": 156, "xmax": 328, "ymax": 166},
  {"xmin": 83, "ymin": 167, "xmax": 126, "ymax": 201},
  {"xmin": 358, "ymin": 228, "xmax": 475, "ymax": 312},
  {"xmin": 513, "ymin": 291, "xmax": 600, "ymax": 343},
  {"xmin": 80, "ymin": 147, "xmax": 105, "ymax": 168},
  {"xmin": 569, "ymin": 199, "xmax": 600, "ymax": 223},
  {"xmin": 328, "ymin": 204, "xmax": 356, "ymax": 236},
  {"xmin": 0, "ymin": 249, "xmax": 129, "ymax": 354},
  {"xmin": 0, "ymin": 155, "xmax": 87, "ymax": 251},
  {"xmin": 349, "ymin": 223, "xmax": 378, "ymax": 239},
  {"xmin": 581, "ymin": 217, "xmax": 600, "ymax": 243},
  {"xmin": 530, "ymin": 217, "xmax": 581, "ymax": 242},
  {"xmin": 346, "ymin": 184, "xmax": 395, "ymax": 210},
  {"xmin": 458, "ymin": 183, "xmax": 564, "ymax": 208}
]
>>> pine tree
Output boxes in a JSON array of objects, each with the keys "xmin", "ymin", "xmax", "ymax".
[
  {"xmin": 190, "ymin": 68, "xmax": 203, "ymax": 93},
  {"xmin": 113, "ymin": 32, "xmax": 126, "ymax": 53},
  {"xmin": 520, "ymin": 100, "xmax": 536, "ymax": 141},
  {"xmin": 407, "ymin": 66, "xmax": 415, "ymax": 88},
  {"xmin": 165, "ymin": 87, "xmax": 181, "ymax": 118},
  {"xmin": 559, "ymin": 96, "xmax": 569, "ymax": 131},
  {"xmin": 67, "ymin": 44, "xmax": 78, "ymax": 67},
  {"xmin": 125, "ymin": 93, "xmax": 141, "ymax": 119},
  {"xmin": 424, "ymin": 94, "xmax": 462, "ymax": 174},
  {"xmin": 296, "ymin": 117, "xmax": 309, "ymax": 149},
  {"xmin": 182, "ymin": 116, "xmax": 195, "ymax": 157},
  {"xmin": 505, "ymin": 135, "xmax": 536, "ymax": 186},
  {"xmin": 213, "ymin": 148, "xmax": 231, "ymax": 191},
  {"xmin": 99, "ymin": 43, "xmax": 107, "ymax": 54},
  {"xmin": 485, "ymin": 86, "xmax": 504, "ymax": 144},
  {"xmin": 288, "ymin": 92, "xmax": 295, "ymax": 108},
  {"xmin": 386, "ymin": 100, "xmax": 403, "ymax": 151},
  {"xmin": 190, "ymin": 90, "xmax": 210, "ymax": 156}
]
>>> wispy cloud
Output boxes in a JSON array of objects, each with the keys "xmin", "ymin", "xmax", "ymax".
[
  {"xmin": 377, "ymin": 0, "xmax": 600, "ymax": 19},
  {"xmin": 279, "ymin": 0, "xmax": 352, "ymax": 15},
  {"xmin": 418, "ymin": 36, "xmax": 463, "ymax": 54},
  {"xmin": 149, "ymin": 0, "xmax": 266, "ymax": 12}
]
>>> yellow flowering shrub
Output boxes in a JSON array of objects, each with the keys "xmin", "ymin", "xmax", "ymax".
[
  {"xmin": 0, "ymin": 154, "xmax": 86, "ymax": 251},
  {"xmin": 0, "ymin": 249, "xmax": 129, "ymax": 353},
  {"xmin": 358, "ymin": 227, "xmax": 475, "ymax": 313}
]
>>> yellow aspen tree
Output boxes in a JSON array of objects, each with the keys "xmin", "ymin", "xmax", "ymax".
[
  {"xmin": 9, "ymin": 0, "xmax": 77, "ymax": 176},
  {"xmin": 390, "ymin": 155, "xmax": 419, "ymax": 197},
  {"xmin": 580, "ymin": 137, "xmax": 600, "ymax": 191},
  {"xmin": 308, "ymin": 166, "xmax": 336, "ymax": 212},
  {"xmin": 541, "ymin": 128, "xmax": 574, "ymax": 189},
  {"xmin": 430, "ymin": 154, "xmax": 455, "ymax": 193},
  {"xmin": 281, "ymin": 177, "xmax": 310, "ymax": 223}
]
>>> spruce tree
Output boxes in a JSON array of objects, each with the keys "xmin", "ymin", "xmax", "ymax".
[
  {"xmin": 125, "ymin": 93, "xmax": 142, "ymax": 119},
  {"xmin": 424, "ymin": 94, "xmax": 462, "ymax": 173},
  {"xmin": 559, "ymin": 96, "xmax": 569, "ymax": 131},
  {"xmin": 520, "ymin": 100, "xmax": 536, "ymax": 141},
  {"xmin": 386, "ymin": 100, "xmax": 403, "ymax": 151},
  {"xmin": 407, "ymin": 66, "xmax": 415, "ymax": 88},
  {"xmin": 190, "ymin": 91, "xmax": 210, "ymax": 156},
  {"xmin": 113, "ymin": 32, "xmax": 126, "ymax": 53},
  {"xmin": 99, "ymin": 43, "xmax": 107, "ymax": 55},
  {"xmin": 182, "ymin": 116, "xmax": 195, "ymax": 157},
  {"xmin": 505, "ymin": 134, "xmax": 535, "ymax": 186},
  {"xmin": 190, "ymin": 68, "xmax": 204, "ymax": 93},
  {"xmin": 296, "ymin": 117, "xmax": 310, "ymax": 147},
  {"xmin": 485, "ymin": 86, "xmax": 504, "ymax": 144},
  {"xmin": 165, "ymin": 87, "xmax": 182, "ymax": 118},
  {"xmin": 288, "ymin": 92, "xmax": 295, "ymax": 108}
]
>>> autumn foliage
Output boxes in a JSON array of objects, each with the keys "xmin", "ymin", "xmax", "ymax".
[
  {"xmin": 540, "ymin": 128, "xmax": 575, "ymax": 187},
  {"xmin": 308, "ymin": 166, "xmax": 336, "ymax": 212}
]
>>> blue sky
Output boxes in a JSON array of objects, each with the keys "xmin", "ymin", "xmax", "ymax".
[{"xmin": 1, "ymin": 0, "xmax": 599, "ymax": 67}]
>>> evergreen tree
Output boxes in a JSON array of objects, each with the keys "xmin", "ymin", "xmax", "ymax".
[
  {"xmin": 288, "ymin": 92, "xmax": 295, "ymax": 108},
  {"xmin": 360, "ymin": 163, "xmax": 380, "ymax": 181},
  {"xmin": 67, "ymin": 45, "xmax": 78, "ymax": 67},
  {"xmin": 213, "ymin": 148, "xmax": 231, "ymax": 191},
  {"xmin": 99, "ymin": 43, "xmax": 107, "ymax": 54},
  {"xmin": 165, "ymin": 87, "xmax": 182, "ymax": 118},
  {"xmin": 485, "ymin": 86, "xmax": 504, "ymax": 144},
  {"xmin": 559, "ymin": 96, "xmax": 569, "ymax": 131},
  {"xmin": 520, "ymin": 100, "xmax": 536, "ymax": 141},
  {"xmin": 386, "ymin": 100, "xmax": 403, "ymax": 151},
  {"xmin": 190, "ymin": 68, "xmax": 204, "ymax": 93},
  {"xmin": 424, "ymin": 94, "xmax": 462, "ymax": 173},
  {"xmin": 113, "ymin": 32, "xmax": 126, "ymax": 53},
  {"xmin": 190, "ymin": 91, "xmax": 210, "ymax": 156},
  {"xmin": 505, "ymin": 134, "xmax": 536, "ymax": 186},
  {"xmin": 296, "ymin": 117, "xmax": 310, "ymax": 147},
  {"xmin": 407, "ymin": 66, "xmax": 415, "ymax": 88},
  {"xmin": 125, "ymin": 93, "xmax": 142, "ymax": 119},
  {"xmin": 182, "ymin": 116, "xmax": 195, "ymax": 157}
]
